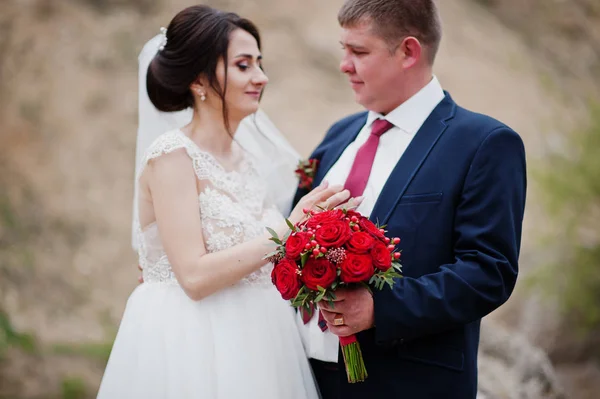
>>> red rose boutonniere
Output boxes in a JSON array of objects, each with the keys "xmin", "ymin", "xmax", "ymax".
[{"xmin": 295, "ymin": 158, "xmax": 319, "ymax": 190}]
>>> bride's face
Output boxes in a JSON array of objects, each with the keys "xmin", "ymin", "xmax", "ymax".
[{"xmin": 215, "ymin": 29, "xmax": 268, "ymax": 119}]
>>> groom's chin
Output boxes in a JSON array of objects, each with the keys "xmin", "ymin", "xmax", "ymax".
[{"xmin": 353, "ymin": 93, "xmax": 372, "ymax": 109}]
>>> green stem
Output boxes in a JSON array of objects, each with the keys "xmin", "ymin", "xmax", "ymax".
[{"xmin": 341, "ymin": 341, "xmax": 368, "ymax": 383}]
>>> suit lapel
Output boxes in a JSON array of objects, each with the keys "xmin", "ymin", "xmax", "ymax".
[
  {"xmin": 313, "ymin": 114, "xmax": 367, "ymax": 186},
  {"xmin": 371, "ymin": 93, "xmax": 457, "ymax": 225}
]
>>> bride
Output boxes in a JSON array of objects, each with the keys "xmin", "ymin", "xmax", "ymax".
[{"xmin": 96, "ymin": 5, "xmax": 356, "ymax": 399}]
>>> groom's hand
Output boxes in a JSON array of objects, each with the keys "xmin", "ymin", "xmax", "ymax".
[{"xmin": 319, "ymin": 287, "xmax": 374, "ymax": 337}]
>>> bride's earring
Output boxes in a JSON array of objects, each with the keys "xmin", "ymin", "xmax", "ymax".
[{"xmin": 198, "ymin": 91, "xmax": 206, "ymax": 102}]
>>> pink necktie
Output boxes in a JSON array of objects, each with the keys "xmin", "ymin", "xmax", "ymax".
[{"xmin": 344, "ymin": 119, "xmax": 394, "ymax": 197}]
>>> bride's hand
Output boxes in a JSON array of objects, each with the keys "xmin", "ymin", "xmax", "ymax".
[{"xmin": 288, "ymin": 181, "xmax": 364, "ymax": 225}]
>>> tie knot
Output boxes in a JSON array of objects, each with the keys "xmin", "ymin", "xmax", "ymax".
[{"xmin": 370, "ymin": 119, "xmax": 393, "ymax": 137}]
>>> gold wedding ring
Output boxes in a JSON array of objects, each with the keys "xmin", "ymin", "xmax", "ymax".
[{"xmin": 333, "ymin": 315, "xmax": 345, "ymax": 326}]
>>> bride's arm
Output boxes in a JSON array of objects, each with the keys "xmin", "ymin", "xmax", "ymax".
[{"xmin": 147, "ymin": 150, "xmax": 347, "ymax": 301}]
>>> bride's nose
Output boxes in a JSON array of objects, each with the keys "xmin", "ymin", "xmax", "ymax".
[{"xmin": 252, "ymin": 68, "xmax": 269, "ymax": 86}]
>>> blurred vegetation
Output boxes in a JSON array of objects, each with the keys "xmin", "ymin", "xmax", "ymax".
[
  {"xmin": 473, "ymin": 0, "xmax": 600, "ymax": 345},
  {"xmin": 0, "ymin": 168, "xmax": 41, "ymax": 367},
  {"xmin": 0, "ymin": 165, "xmax": 107, "ymax": 397},
  {"xmin": 60, "ymin": 377, "xmax": 88, "ymax": 399},
  {"xmin": 0, "ymin": 310, "xmax": 37, "ymax": 399},
  {"xmin": 0, "ymin": 310, "xmax": 37, "ymax": 359},
  {"xmin": 473, "ymin": 0, "xmax": 600, "ymax": 96},
  {"xmin": 533, "ymin": 103, "xmax": 600, "ymax": 331},
  {"xmin": 52, "ymin": 341, "xmax": 113, "ymax": 365}
]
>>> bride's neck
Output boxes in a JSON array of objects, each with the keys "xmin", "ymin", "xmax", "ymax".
[{"xmin": 184, "ymin": 107, "xmax": 241, "ymax": 156}]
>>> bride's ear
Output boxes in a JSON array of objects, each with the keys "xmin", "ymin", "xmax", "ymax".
[{"xmin": 190, "ymin": 78, "xmax": 208, "ymax": 100}]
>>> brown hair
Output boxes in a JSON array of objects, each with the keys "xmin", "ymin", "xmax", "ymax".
[
  {"xmin": 338, "ymin": 0, "xmax": 442, "ymax": 64},
  {"xmin": 147, "ymin": 5, "xmax": 261, "ymax": 130}
]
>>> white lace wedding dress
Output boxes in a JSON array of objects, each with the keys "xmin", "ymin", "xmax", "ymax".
[{"xmin": 97, "ymin": 130, "xmax": 319, "ymax": 399}]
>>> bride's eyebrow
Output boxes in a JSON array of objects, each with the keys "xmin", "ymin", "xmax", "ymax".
[{"xmin": 234, "ymin": 54, "xmax": 262, "ymax": 60}]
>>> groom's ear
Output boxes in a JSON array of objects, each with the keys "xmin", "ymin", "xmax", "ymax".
[{"xmin": 396, "ymin": 36, "xmax": 422, "ymax": 69}]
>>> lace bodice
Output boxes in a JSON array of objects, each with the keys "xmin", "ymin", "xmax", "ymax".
[{"xmin": 135, "ymin": 130, "xmax": 282, "ymax": 287}]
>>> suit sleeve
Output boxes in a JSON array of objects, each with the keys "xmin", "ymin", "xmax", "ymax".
[{"xmin": 374, "ymin": 126, "xmax": 527, "ymax": 343}]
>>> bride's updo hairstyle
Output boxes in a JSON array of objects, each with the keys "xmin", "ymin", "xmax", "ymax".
[{"xmin": 147, "ymin": 5, "xmax": 261, "ymax": 113}]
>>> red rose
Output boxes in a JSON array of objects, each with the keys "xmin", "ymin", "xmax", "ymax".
[
  {"xmin": 271, "ymin": 258, "xmax": 302, "ymax": 300},
  {"xmin": 306, "ymin": 209, "xmax": 344, "ymax": 229},
  {"xmin": 285, "ymin": 232, "xmax": 310, "ymax": 259},
  {"xmin": 346, "ymin": 232, "xmax": 374, "ymax": 254},
  {"xmin": 314, "ymin": 219, "xmax": 351, "ymax": 248},
  {"xmin": 371, "ymin": 241, "xmax": 392, "ymax": 271},
  {"xmin": 359, "ymin": 217, "xmax": 385, "ymax": 240},
  {"xmin": 340, "ymin": 253, "xmax": 374, "ymax": 283},
  {"xmin": 302, "ymin": 258, "xmax": 337, "ymax": 290}
]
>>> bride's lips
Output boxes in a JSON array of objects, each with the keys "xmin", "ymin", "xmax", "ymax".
[{"xmin": 246, "ymin": 91, "xmax": 262, "ymax": 99}]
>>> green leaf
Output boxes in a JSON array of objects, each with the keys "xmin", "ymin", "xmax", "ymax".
[
  {"xmin": 300, "ymin": 252, "xmax": 310, "ymax": 267},
  {"xmin": 268, "ymin": 236, "xmax": 282, "ymax": 245},
  {"xmin": 282, "ymin": 230, "xmax": 291, "ymax": 243},
  {"xmin": 266, "ymin": 227, "xmax": 280, "ymax": 240},
  {"xmin": 302, "ymin": 293, "xmax": 313, "ymax": 307},
  {"xmin": 285, "ymin": 218, "xmax": 296, "ymax": 231},
  {"xmin": 315, "ymin": 291, "xmax": 325, "ymax": 302},
  {"xmin": 293, "ymin": 286, "xmax": 306, "ymax": 301},
  {"xmin": 324, "ymin": 291, "xmax": 337, "ymax": 307},
  {"xmin": 292, "ymin": 292, "xmax": 307, "ymax": 307},
  {"xmin": 326, "ymin": 298, "xmax": 336, "ymax": 309}
]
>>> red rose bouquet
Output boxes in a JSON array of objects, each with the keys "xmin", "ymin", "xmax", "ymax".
[{"xmin": 267, "ymin": 207, "xmax": 402, "ymax": 383}]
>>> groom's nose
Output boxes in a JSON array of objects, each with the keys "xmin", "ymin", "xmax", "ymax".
[{"xmin": 340, "ymin": 56, "xmax": 355, "ymax": 75}]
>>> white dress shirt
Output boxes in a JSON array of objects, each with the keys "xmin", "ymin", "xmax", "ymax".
[{"xmin": 296, "ymin": 76, "xmax": 445, "ymax": 362}]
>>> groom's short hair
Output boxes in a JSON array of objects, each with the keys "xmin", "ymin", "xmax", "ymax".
[{"xmin": 338, "ymin": 0, "xmax": 442, "ymax": 64}]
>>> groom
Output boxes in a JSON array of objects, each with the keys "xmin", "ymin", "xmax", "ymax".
[{"xmin": 294, "ymin": 1, "xmax": 527, "ymax": 398}]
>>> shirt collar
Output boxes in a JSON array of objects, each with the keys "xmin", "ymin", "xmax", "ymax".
[{"xmin": 365, "ymin": 75, "xmax": 445, "ymax": 136}]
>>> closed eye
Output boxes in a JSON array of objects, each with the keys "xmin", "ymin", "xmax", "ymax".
[{"xmin": 340, "ymin": 42, "xmax": 368, "ymax": 55}]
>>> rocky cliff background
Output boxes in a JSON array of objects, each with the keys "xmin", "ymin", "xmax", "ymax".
[{"xmin": 1, "ymin": 0, "xmax": 599, "ymax": 398}]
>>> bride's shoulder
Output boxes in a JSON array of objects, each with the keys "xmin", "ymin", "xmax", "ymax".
[{"xmin": 144, "ymin": 129, "xmax": 191, "ymax": 160}]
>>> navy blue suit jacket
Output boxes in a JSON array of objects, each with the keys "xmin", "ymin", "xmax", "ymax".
[{"xmin": 294, "ymin": 93, "xmax": 527, "ymax": 398}]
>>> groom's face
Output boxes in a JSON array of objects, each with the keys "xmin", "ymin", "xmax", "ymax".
[{"xmin": 339, "ymin": 20, "xmax": 406, "ymax": 114}]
